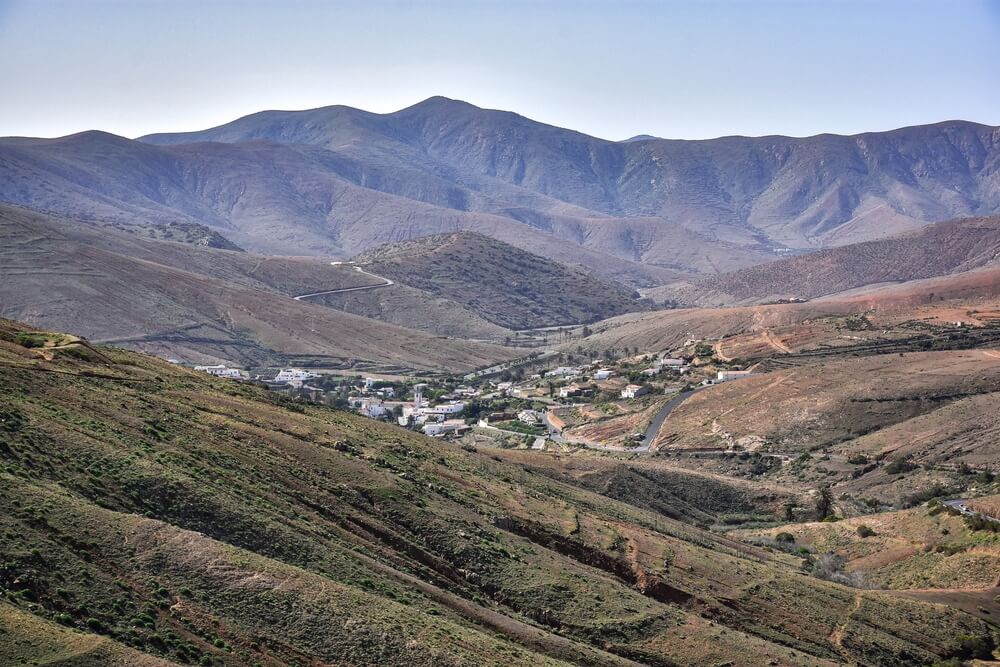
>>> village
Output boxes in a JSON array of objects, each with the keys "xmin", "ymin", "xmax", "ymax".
[{"xmin": 187, "ymin": 336, "xmax": 755, "ymax": 452}]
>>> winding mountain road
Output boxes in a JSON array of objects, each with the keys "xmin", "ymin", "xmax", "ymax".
[
  {"xmin": 293, "ymin": 262, "xmax": 394, "ymax": 301},
  {"xmin": 541, "ymin": 385, "xmax": 710, "ymax": 453},
  {"xmin": 635, "ymin": 386, "xmax": 709, "ymax": 451}
]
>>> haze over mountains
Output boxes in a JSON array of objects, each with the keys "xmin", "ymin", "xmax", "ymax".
[
  {"xmin": 670, "ymin": 214, "xmax": 1000, "ymax": 306},
  {"xmin": 2, "ymin": 97, "xmax": 999, "ymax": 285}
]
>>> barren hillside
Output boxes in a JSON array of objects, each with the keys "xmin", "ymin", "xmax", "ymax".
[
  {"xmin": 0, "ymin": 205, "xmax": 516, "ymax": 371},
  {"xmin": 670, "ymin": 214, "xmax": 1000, "ymax": 305},
  {"xmin": 355, "ymin": 231, "xmax": 644, "ymax": 329}
]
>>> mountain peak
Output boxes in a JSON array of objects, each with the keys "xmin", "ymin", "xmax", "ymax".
[
  {"xmin": 619, "ymin": 134, "xmax": 661, "ymax": 143},
  {"xmin": 397, "ymin": 95, "xmax": 480, "ymax": 114}
]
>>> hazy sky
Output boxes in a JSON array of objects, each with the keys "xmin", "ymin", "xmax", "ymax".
[{"xmin": 1, "ymin": 0, "xmax": 999, "ymax": 140}]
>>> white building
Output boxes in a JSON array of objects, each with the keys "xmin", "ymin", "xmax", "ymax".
[
  {"xmin": 545, "ymin": 366, "xmax": 579, "ymax": 378},
  {"xmin": 360, "ymin": 402, "xmax": 387, "ymax": 419},
  {"xmin": 621, "ymin": 384, "xmax": 650, "ymax": 399},
  {"xmin": 194, "ymin": 364, "xmax": 244, "ymax": 380},
  {"xmin": 716, "ymin": 370, "xmax": 754, "ymax": 382},
  {"xmin": 559, "ymin": 384, "xmax": 582, "ymax": 398},
  {"xmin": 420, "ymin": 401, "xmax": 466, "ymax": 416},
  {"xmin": 274, "ymin": 368, "xmax": 317, "ymax": 383},
  {"xmin": 593, "ymin": 369, "xmax": 615, "ymax": 380},
  {"xmin": 715, "ymin": 370, "xmax": 751, "ymax": 382},
  {"xmin": 422, "ymin": 419, "xmax": 469, "ymax": 437}
]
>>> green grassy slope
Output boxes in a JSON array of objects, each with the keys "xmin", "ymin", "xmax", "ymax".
[{"xmin": 0, "ymin": 320, "xmax": 995, "ymax": 666}]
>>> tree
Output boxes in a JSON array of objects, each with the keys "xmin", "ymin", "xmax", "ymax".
[{"xmin": 815, "ymin": 486, "xmax": 834, "ymax": 520}]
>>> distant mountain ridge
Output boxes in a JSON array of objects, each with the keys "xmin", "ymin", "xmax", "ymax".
[
  {"xmin": 669, "ymin": 214, "xmax": 1000, "ymax": 305},
  {"xmin": 1, "ymin": 97, "xmax": 999, "ymax": 284},
  {"xmin": 139, "ymin": 97, "xmax": 1000, "ymax": 247}
]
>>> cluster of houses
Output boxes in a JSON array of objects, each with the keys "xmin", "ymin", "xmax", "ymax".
[
  {"xmin": 193, "ymin": 364, "xmax": 322, "ymax": 389},
  {"xmin": 646, "ymin": 356, "xmax": 689, "ymax": 376},
  {"xmin": 342, "ymin": 379, "xmax": 474, "ymax": 437}
]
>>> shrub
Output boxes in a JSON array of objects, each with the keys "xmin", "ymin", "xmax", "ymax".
[
  {"xmin": 775, "ymin": 532, "xmax": 795, "ymax": 544},
  {"xmin": 965, "ymin": 514, "xmax": 1000, "ymax": 533},
  {"xmin": 952, "ymin": 633, "xmax": 995, "ymax": 660},
  {"xmin": 885, "ymin": 458, "xmax": 917, "ymax": 475},
  {"xmin": 15, "ymin": 333, "xmax": 45, "ymax": 348},
  {"xmin": 856, "ymin": 525, "xmax": 875, "ymax": 538}
]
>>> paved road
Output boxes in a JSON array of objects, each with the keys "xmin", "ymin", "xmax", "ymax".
[
  {"xmin": 635, "ymin": 385, "xmax": 709, "ymax": 451},
  {"xmin": 942, "ymin": 498, "xmax": 1000, "ymax": 523},
  {"xmin": 943, "ymin": 499, "xmax": 974, "ymax": 515},
  {"xmin": 293, "ymin": 263, "xmax": 394, "ymax": 301},
  {"xmin": 540, "ymin": 379, "xmax": 745, "ymax": 453}
]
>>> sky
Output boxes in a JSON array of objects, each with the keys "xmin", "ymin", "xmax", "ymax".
[{"xmin": 1, "ymin": 0, "xmax": 999, "ymax": 140}]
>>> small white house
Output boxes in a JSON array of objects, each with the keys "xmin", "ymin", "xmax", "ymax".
[
  {"xmin": 621, "ymin": 384, "xmax": 650, "ymax": 399},
  {"xmin": 559, "ymin": 384, "xmax": 582, "ymax": 398},
  {"xmin": 274, "ymin": 368, "xmax": 317, "ymax": 383},
  {"xmin": 194, "ymin": 364, "xmax": 244, "ymax": 380},
  {"xmin": 421, "ymin": 401, "xmax": 466, "ymax": 416},
  {"xmin": 593, "ymin": 369, "xmax": 615, "ymax": 380},
  {"xmin": 716, "ymin": 370, "xmax": 753, "ymax": 383},
  {"xmin": 360, "ymin": 402, "xmax": 387, "ymax": 419},
  {"xmin": 422, "ymin": 419, "xmax": 469, "ymax": 437}
]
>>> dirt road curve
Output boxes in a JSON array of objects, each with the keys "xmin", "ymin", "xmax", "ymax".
[{"xmin": 293, "ymin": 263, "xmax": 394, "ymax": 301}]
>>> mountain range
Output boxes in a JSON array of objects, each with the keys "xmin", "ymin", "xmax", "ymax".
[{"xmin": 3, "ymin": 97, "xmax": 999, "ymax": 285}]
